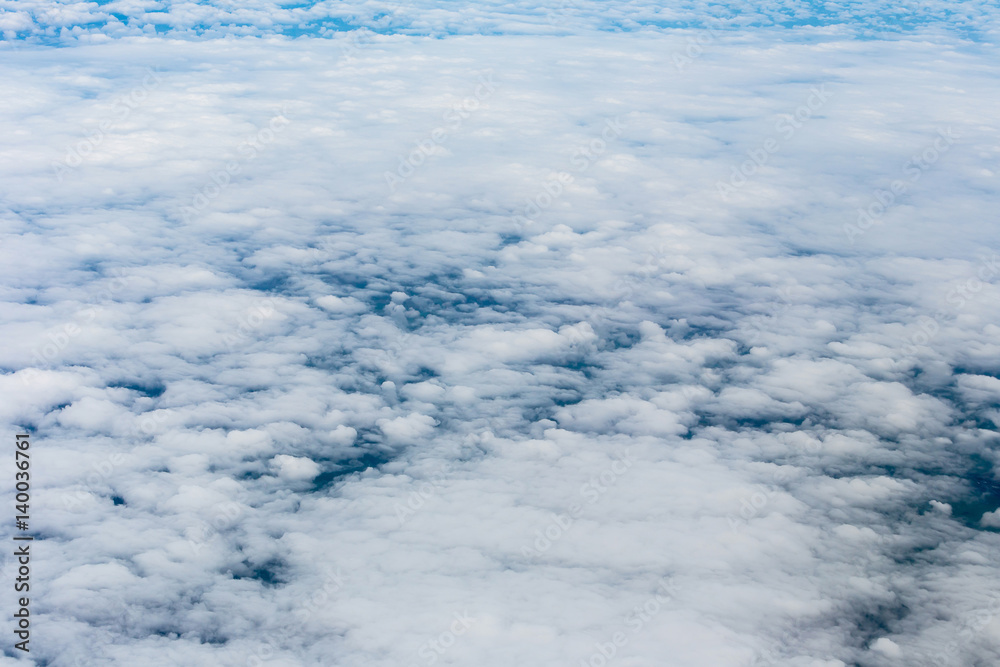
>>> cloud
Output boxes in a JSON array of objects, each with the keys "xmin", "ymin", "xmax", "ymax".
[
  {"xmin": 271, "ymin": 454, "xmax": 322, "ymax": 481},
  {"xmin": 2, "ymin": 0, "xmax": 999, "ymax": 43},
  {"xmin": 1, "ymin": 8, "xmax": 1000, "ymax": 667}
]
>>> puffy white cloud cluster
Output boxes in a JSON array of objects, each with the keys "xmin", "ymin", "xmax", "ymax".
[
  {"xmin": 1, "ymin": 0, "xmax": 999, "ymax": 42},
  {"xmin": 1, "ymin": 13, "xmax": 999, "ymax": 667}
]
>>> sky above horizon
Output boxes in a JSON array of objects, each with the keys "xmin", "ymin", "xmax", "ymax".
[{"xmin": 1, "ymin": 0, "xmax": 998, "ymax": 41}]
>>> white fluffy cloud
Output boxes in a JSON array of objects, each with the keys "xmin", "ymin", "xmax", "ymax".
[
  {"xmin": 271, "ymin": 455, "xmax": 322, "ymax": 481},
  {"xmin": 1, "ymin": 6, "xmax": 999, "ymax": 667}
]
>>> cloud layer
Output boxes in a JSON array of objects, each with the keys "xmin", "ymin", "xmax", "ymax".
[
  {"xmin": 2, "ymin": 0, "xmax": 999, "ymax": 42},
  {"xmin": 1, "ymin": 11, "xmax": 1000, "ymax": 667}
]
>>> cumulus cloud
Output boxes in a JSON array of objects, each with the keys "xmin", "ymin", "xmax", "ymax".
[
  {"xmin": 1, "ymin": 4, "xmax": 999, "ymax": 667},
  {"xmin": 271, "ymin": 455, "xmax": 322, "ymax": 482}
]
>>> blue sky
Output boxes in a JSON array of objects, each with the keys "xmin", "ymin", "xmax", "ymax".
[{"xmin": 1, "ymin": 0, "xmax": 998, "ymax": 42}]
